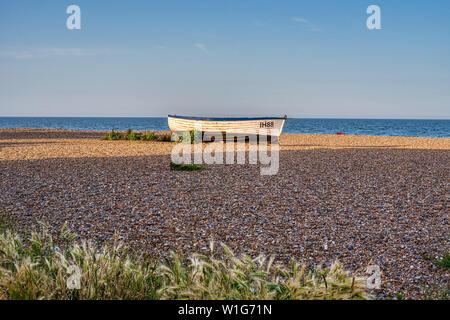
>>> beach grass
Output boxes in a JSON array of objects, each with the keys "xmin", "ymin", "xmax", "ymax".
[
  {"xmin": 140, "ymin": 132, "xmax": 157, "ymax": 141},
  {"xmin": 433, "ymin": 253, "xmax": 450, "ymax": 270},
  {"xmin": 125, "ymin": 128, "xmax": 140, "ymax": 140},
  {"xmin": 0, "ymin": 223, "xmax": 369, "ymax": 300},
  {"xmin": 103, "ymin": 128, "xmax": 170, "ymax": 142},
  {"xmin": 172, "ymin": 130, "xmax": 201, "ymax": 144},
  {"xmin": 157, "ymin": 133, "xmax": 172, "ymax": 142},
  {"xmin": 170, "ymin": 161, "xmax": 204, "ymax": 171},
  {"xmin": 104, "ymin": 128, "xmax": 122, "ymax": 140}
]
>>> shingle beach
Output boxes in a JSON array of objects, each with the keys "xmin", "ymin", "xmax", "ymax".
[{"xmin": 0, "ymin": 128, "xmax": 448, "ymax": 299}]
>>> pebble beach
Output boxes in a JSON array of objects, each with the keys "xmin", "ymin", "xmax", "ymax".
[{"xmin": 0, "ymin": 128, "xmax": 449, "ymax": 299}]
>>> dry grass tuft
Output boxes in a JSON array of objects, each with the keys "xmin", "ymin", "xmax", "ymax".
[{"xmin": 0, "ymin": 224, "xmax": 369, "ymax": 300}]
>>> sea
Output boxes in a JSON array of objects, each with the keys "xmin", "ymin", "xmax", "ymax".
[{"xmin": 0, "ymin": 117, "xmax": 449, "ymax": 138}]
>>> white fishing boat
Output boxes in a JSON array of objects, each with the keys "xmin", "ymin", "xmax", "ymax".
[{"xmin": 167, "ymin": 115, "xmax": 287, "ymax": 138}]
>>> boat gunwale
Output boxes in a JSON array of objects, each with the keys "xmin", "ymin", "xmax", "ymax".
[{"xmin": 168, "ymin": 115, "xmax": 287, "ymax": 121}]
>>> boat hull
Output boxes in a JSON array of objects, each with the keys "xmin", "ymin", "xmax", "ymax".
[{"xmin": 168, "ymin": 115, "xmax": 286, "ymax": 138}]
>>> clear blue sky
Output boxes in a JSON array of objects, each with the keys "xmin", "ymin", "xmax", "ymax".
[{"xmin": 0, "ymin": 0, "xmax": 449, "ymax": 118}]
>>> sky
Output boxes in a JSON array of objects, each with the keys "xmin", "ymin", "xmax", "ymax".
[{"xmin": 0, "ymin": 0, "xmax": 449, "ymax": 118}]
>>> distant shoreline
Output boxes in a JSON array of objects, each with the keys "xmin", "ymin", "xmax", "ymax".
[
  {"xmin": 1, "ymin": 117, "xmax": 449, "ymax": 138},
  {"xmin": 0, "ymin": 127, "xmax": 449, "ymax": 140},
  {"xmin": 0, "ymin": 128, "xmax": 449, "ymax": 149}
]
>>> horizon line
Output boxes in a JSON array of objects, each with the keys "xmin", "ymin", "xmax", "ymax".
[{"xmin": 0, "ymin": 115, "xmax": 449, "ymax": 120}]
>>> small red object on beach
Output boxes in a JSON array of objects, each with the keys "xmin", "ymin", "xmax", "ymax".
[{"xmin": 336, "ymin": 132, "xmax": 345, "ymax": 135}]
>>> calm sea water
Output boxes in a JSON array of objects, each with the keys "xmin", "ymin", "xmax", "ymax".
[{"xmin": 0, "ymin": 117, "xmax": 448, "ymax": 137}]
